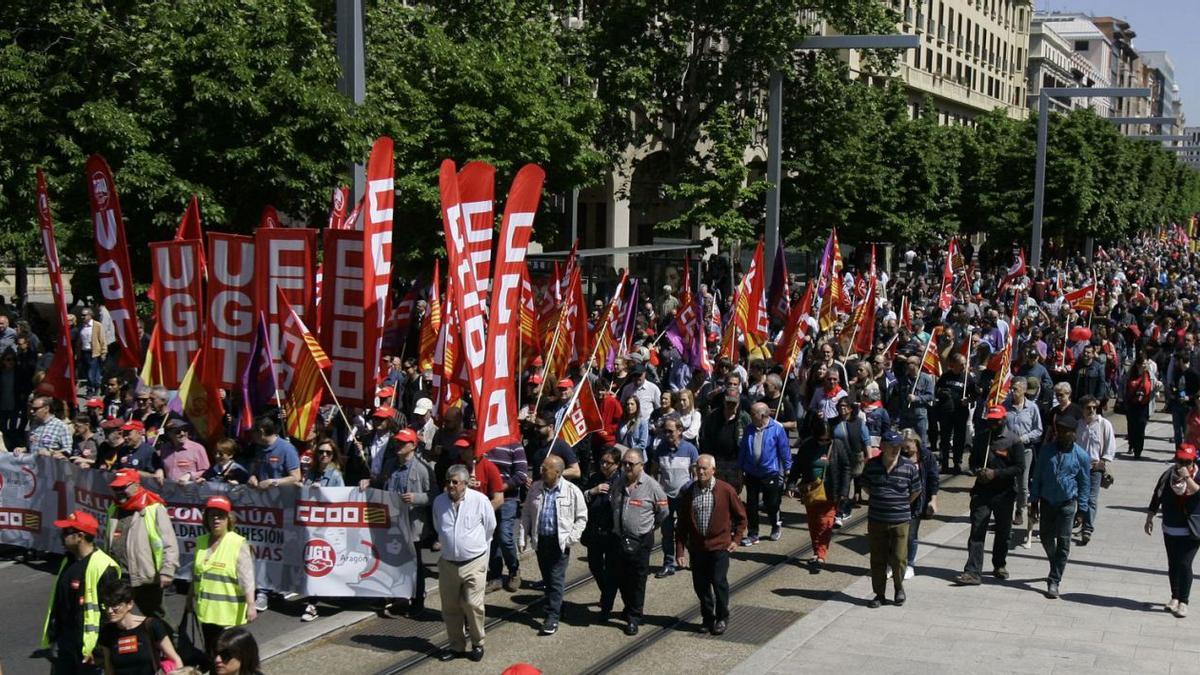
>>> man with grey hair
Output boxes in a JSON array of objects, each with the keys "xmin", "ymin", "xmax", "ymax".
[
  {"xmin": 522, "ymin": 455, "xmax": 588, "ymax": 635},
  {"xmin": 675, "ymin": 454, "xmax": 745, "ymax": 634},
  {"xmin": 605, "ymin": 447, "xmax": 668, "ymax": 635},
  {"xmin": 433, "ymin": 464, "xmax": 496, "ymax": 662}
]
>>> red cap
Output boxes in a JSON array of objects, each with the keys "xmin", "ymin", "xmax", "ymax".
[
  {"xmin": 529, "ymin": 374, "xmax": 543, "ymax": 385},
  {"xmin": 1177, "ymin": 444, "xmax": 1198, "ymax": 462},
  {"xmin": 372, "ymin": 406, "xmax": 396, "ymax": 419},
  {"xmin": 558, "ymin": 378, "xmax": 574, "ymax": 390},
  {"xmin": 85, "ymin": 398, "xmax": 104, "ymax": 409},
  {"xmin": 53, "ymin": 510, "xmax": 99, "ymax": 536},
  {"xmin": 121, "ymin": 420, "xmax": 145, "ymax": 432},
  {"xmin": 502, "ymin": 665, "xmax": 542, "ymax": 675},
  {"xmin": 531, "ymin": 356, "xmax": 544, "ymax": 367},
  {"xmin": 204, "ymin": 496, "xmax": 233, "ymax": 513},
  {"xmin": 377, "ymin": 386, "xmax": 395, "ymax": 398},
  {"xmin": 393, "ymin": 428, "xmax": 418, "ymax": 444},
  {"xmin": 101, "ymin": 418, "xmax": 125, "ymax": 431},
  {"xmin": 984, "ymin": 405, "xmax": 1007, "ymax": 421},
  {"xmin": 108, "ymin": 468, "xmax": 141, "ymax": 489},
  {"xmin": 454, "ymin": 437, "xmax": 473, "ymax": 449}
]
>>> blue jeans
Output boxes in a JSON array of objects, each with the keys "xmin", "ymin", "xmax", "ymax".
[
  {"xmin": 1173, "ymin": 405, "xmax": 1189, "ymax": 447},
  {"xmin": 489, "ymin": 498, "xmax": 519, "ymax": 579},
  {"xmin": 84, "ymin": 351, "xmax": 102, "ymax": 391},
  {"xmin": 660, "ymin": 496, "xmax": 679, "ymax": 567},
  {"xmin": 1039, "ymin": 499, "xmax": 1077, "ymax": 583},
  {"xmin": 1083, "ymin": 470, "xmax": 1102, "ymax": 535},
  {"xmin": 535, "ymin": 534, "xmax": 569, "ymax": 621},
  {"xmin": 907, "ymin": 514, "xmax": 923, "ymax": 567}
]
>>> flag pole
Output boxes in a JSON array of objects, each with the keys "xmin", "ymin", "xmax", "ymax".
[
  {"xmin": 532, "ymin": 311, "xmax": 566, "ymax": 414},
  {"xmin": 551, "ymin": 362, "xmax": 593, "ymax": 440},
  {"xmin": 313, "ymin": 365, "xmax": 356, "ymax": 440}
]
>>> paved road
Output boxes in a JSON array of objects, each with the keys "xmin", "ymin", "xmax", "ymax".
[{"xmin": 735, "ymin": 412, "xmax": 1190, "ymax": 674}]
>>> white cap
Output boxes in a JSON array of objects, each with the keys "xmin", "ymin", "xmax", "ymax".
[{"xmin": 413, "ymin": 398, "xmax": 433, "ymax": 416}]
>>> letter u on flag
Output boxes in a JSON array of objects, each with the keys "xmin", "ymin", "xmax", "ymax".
[
  {"xmin": 557, "ymin": 379, "xmax": 604, "ymax": 446},
  {"xmin": 278, "ymin": 288, "xmax": 332, "ymax": 441}
]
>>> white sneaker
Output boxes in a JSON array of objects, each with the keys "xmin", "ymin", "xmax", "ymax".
[
  {"xmin": 1176, "ymin": 602, "xmax": 1189, "ymax": 618},
  {"xmin": 886, "ymin": 567, "xmax": 893, "ymax": 579},
  {"xmin": 904, "ymin": 566, "xmax": 915, "ymax": 580},
  {"xmin": 1021, "ymin": 533, "xmax": 1032, "ymax": 549},
  {"xmin": 301, "ymin": 603, "xmax": 318, "ymax": 622},
  {"xmin": 1167, "ymin": 599, "xmax": 1180, "ymax": 613},
  {"xmin": 254, "ymin": 591, "xmax": 270, "ymax": 612}
]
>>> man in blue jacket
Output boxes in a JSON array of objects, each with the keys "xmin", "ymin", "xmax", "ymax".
[
  {"xmin": 738, "ymin": 402, "xmax": 792, "ymax": 545},
  {"xmin": 1029, "ymin": 414, "xmax": 1091, "ymax": 599}
]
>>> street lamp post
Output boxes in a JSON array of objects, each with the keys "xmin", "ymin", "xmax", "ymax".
[
  {"xmin": 336, "ymin": 0, "xmax": 366, "ymax": 201},
  {"xmin": 763, "ymin": 34, "xmax": 919, "ymax": 286},
  {"xmin": 1029, "ymin": 87, "xmax": 1150, "ymax": 269}
]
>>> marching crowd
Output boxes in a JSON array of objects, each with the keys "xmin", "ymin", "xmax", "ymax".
[{"xmin": 11, "ymin": 231, "xmax": 1200, "ymax": 670}]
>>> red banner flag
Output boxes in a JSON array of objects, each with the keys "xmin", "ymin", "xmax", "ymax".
[
  {"xmin": 204, "ymin": 233, "xmax": 256, "ymax": 389},
  {"xmin": 919, "ymin": 326, "xmax": 944, "ymax": 377},
  {"xmin": 775, "ymin": 281, "xmax": 813, "ymax": 374},
  {"xmin": 260, "ymin": 205, "xmax": 280, "ymax": 229},
  {"xmin": 850, "ymin": 275, "xmax": 877, "ymax": 356},
  {"xmin": 998, "ymin": 249, "xmax": 1026, "ymax": 295},
  {"xmin": 1065, "ymin": 283, "xmax": 1096, "ymax": 313},
  {"xmin": 938, "ymin": 252, "xmax": 954, "ymax": 312},
  {"xmin": 419, "ymin": 262, "xmax": 443, "ymax": 372},
  {"xmin": 545, "ymin": 267, "xmax": 583, "ymax": 380},
  {"xmin": 899, "ymin": 295, "xmax": 913, "ymax": 332},
  {"xmin": 35, "ymin": 169, "xmax": 77, "ymax": 403},
  {"xmin": 458, "ymin": 161, "xmax": 496, "ymax": 301},
  {"xmin": 328, "ymin": 186, "xmax": 349, "ymax": 230},
  {"xmin": 363, "ymin": 137, "xmax": 395, "ymax": 397},
  {"xmin": 150, "ymin": 240, "xmax": 205, "ymax": 388},
  {"xmin": 556, "ymin": 378, "xmax": 605, "ymax": 446},
  {"xmin": 735, "ymin": 240, "xmax": 769, "ymax": 349},
  {"xmin": 319, "ymin": 228, "xmax": 370, "ymax": 408},
  {"xmin": 519, "ymin": 266, "xmax": 538, "ymax": 367},
  {"xmin": 439, "ymin": 160, "xmax": 488, "ymax": 404},
  {"xmin": 477, "ymin": 165, "xmax": 543, "ymax": 454},
  {"xmin": 255, "ymin": 228, "xmax": 317, "ymax": 391},
  {"xmin": 433, "ymin": 295, "xmax": 462, "ymax": 419},
  {"xmin": 177, "ymin": 347, "xmax": 225, "ymax": 442},
  {"xmin": 85, "ymin": 155, "xmax": 141, "ymax": 368},
  {"xmin": 278, "ymin": 288, "xmax": 332, "ymax": 440},
  {"xmin": 174, "ymin": 195, "xmax": 208, "ymax": 279}
]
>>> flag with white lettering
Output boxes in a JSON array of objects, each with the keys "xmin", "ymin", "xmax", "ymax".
[
  {"xmin": 438, "ymin": 160, "xmax": 488, "ymax": 404},
  {"xmin": 362, "ymin": 137, "xmax": 395, "ymax": 400},
  {"xmin": 320, "ymin": 228, "xmax": 371, "ymax": 407},
  {"xmin": 85, "ymin": 155, "xmax": 142, "ymax": 368},
  {"xmin": 457, "ymin": 161, "xmax": 495, "ymax": 301},
  {"xmin": 150, "ymin": 240, "xmax": 205, "ymax": 388},
  {"xmin": 204, "ymin": 233, "xmax": 256, "ymax": 389},
  {"xmin": 35, "ymin": 169, "xmax": 76, "ymax": 403},
  {"xmin": 255, "ymin": 228, "xmax": 317, "ymax": 391}
]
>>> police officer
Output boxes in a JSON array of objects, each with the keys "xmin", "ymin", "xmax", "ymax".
[
  {"xmin": 954, "ymin": 405, "xmax": 1025, "ymax": 586},
  {"xmin": 104, "ymin": 468, "xmax": 179, "ymax": 620},
  {"xmin": 605, "ymin": 447, "xmax": 668, "ymax": 636},
  {"xmin": 41, "ymin": 510, "xmax": 121, "ymax": 674},
  {"xmin": 189, "ymin": 496, "xmax": 256, "ymax": 658}
]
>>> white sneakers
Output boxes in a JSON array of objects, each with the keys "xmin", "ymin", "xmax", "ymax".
[
  {"xmin": 886, "ymin": 566, "xmax": 916, "ymax": 580},
  {"xmin": 1175, "ymin": 602, "xmax": 1189, "ymax": 618}
]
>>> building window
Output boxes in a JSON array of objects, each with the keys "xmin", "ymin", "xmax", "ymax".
[{"xmin": 1074, "ymin": 40, "xmax": 1088, "ymax": 52}]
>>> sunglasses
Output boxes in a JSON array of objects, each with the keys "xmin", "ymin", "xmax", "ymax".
[
  {"xmin": 447, "ymin": 479, "xmax": 465, "ymax": 485},
  {"xmin": 621, "ymin": 461, "xmax": 642, "ymax": 468},
  {"xmin": 216, "ymin": 649, "xmax": 235, "ymax": 662},
  {"xmin": 317, "ymin": 450, "xmax": 334, "ymax": 457}
]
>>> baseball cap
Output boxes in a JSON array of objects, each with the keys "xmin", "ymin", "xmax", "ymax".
[
  {"xmin": 85, "ymin": 397, "xmax": 104, "ymax": 409},
  {"xmin": 531, "ymin": 356, "xmax": 544, "ymax": 367},
  {"xmin": 454, "ymin": 437, "xmax": 473, "ymax": 449},
  {"xmin": 881, "ymin": 430, "xmax": 904, "ymax": 447},
  {"xmin": 558, "ymin": 378, "xmax": 575, "ymax": 390},
  {"xmin": 984, "ymin": 405, "xmax": 1007, "ymax": 421},
  {"xmin": 1177, "ymin": 444, "xmax": 1198, "ymax": 462},
  {"xmin": 109, "ymin": 468, "xmax": 141, "ymax": 489},
  {"xmin": 204, "ymin": 496, "xmax": 233, "ymax": 513},
  {"xmin": 121, "ymin": 420, "xmax": 145, "ymax": 432},
  {"xmin": 413, "ymin": 398, "xmax": 433, "ymax": 416},
  {"xmin": 101, "ymin": 418, "xmax": 125, "ymax": 431},
  {"xmin": 164, "ymin": 418, "xmax": 189, "ymax": 430},
  {"xmin": 1055, "ymin": 415, "xmax": 1078, "ymax": 430},
  {"xmin": 53, "ymin": 510, "xmax": 100, "ymax": 536},
  {"xmin": 372, "ymin": 405, "xmax": 396, "ymax": 419},
  {"xmin": 394, "ymin": 428, "xmax": 418, "ymax": 444},
  {"xmin": 377, "ymin": 386, "xmax": 395, "ymax": 398}
]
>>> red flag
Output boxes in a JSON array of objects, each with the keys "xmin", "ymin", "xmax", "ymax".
[
  {"xmin": 85, "ymin": 155, "xmax": 141, "ymax": 368},
  {"xmin": 319, "ymin": 228, "xmax": 371, "ymax": 406},
  {"xmin": 918, "ymin": 326, "xmax": 943, "ymax": 377},
  {"xmin": 419, "ymin": 262, "xmax": 443, "ymax": 372},
  {"xmin": 260, "ymin": 205, "xmax": 280, "ymax": 229},
  {"xmin": 177, "ymin": 347, "xmax": 225, "ymax": 443},
  {"xmin": 327, "ymin": 186, "xmax": 349, "ymax": 230},
  {"xmin": 590, "ymin": 272, "xmax": 629, "ymax": 372},
  {"xmin": 850, "ymin": 275, "xmax": 877, "ymax": 356},
  {"xmin": 545, "ymin": 267, "xmax": 583, "ymax": 380},
  {"xmin": 150, "ymin": 240, "xmax": 205, "ymax": 388},
  {"xmin": 439, "ymin": 159, "xmax": 488, "ymax": 404},
  {"xmin": 519, "ymin": 266, "xmax": 538, "ymax": 366},
  {"xmin": 255, "ymin": 228, "xmax": 317, "ymax": 391},
  {"xmin": 174, "ymin": 196, "xmax": 208, "ymax": 280},
  {"xmin": 768, "ymin": 239, "xmax": 790, "ymax": 323},
  {"xmin": 477, "ymin": 165, "xmax": 544, "ymax": 454},
  {"xmin": 35, "ymin": 169, "xmax": 76, "ymax": 403},
  {"xmin": 997, "ymin": 249, "xmax": 1026, "ymax": 295},
  {"xmin": 203, "ymin": 233, "xmax": 255, "ymax": 389},
  {"xmin": 363, "ymin": 137, "xmax": 395, "ymax": 399},
  {"xmin": 882, "ymin": 333, "xmax": 899, "ymax": 362},
  {"xmin": 775, "ymin": 281, "xmax": 814, "ymax": 373},
  {"xmin": 556, "ymin": 378, "xmax": 605, "ymax": 446},
  {"xmin": 457, "ymin": 161, "xmax": 496, "ymax": 302},
  {"xmin": 899, "ymin": 295, "xmax": 913, "ymax": 332},
  {"xmin": 278, "ymin": 288, "xmax": 332, "ymax": 440},
  {"xmin": 938, "ymin": 252, "xmax": 954, "ymax": 312},
  {"xmin": 817, "ymin": 230, "xmax": 844, "ymax": 332},
  {"xmin": 734, "ymin": 239, "xmax": 768, "ymax": 350},
  {"xmin": 432, "ymin": 295, "xmax": 462, "ymax": 419},
  {"xmin": 1065, "ymin": 283, "xmax": 1096, "ymax": 313}
]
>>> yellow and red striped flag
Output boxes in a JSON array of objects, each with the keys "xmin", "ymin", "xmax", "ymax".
[
  {"xmin": 278, "ymin": 288, "xmax": 332, "ymax": 440},
  {"xmin": 419, "ymin": 261, "xmax": 442, "ymax": 371},
  {"xmin": 556, "ymin": 378, "xmax": 604, "ymax": 446},
  {"xmin": 918, "ymin": 326, "xmax": 943, "ymax": 378}
]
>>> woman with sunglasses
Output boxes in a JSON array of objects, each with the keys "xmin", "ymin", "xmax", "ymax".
[
  {"xmin": 211, "ymin": 626, "xmax": 263, "ymax": 675},
  {"xmin": 298, "ymin": 438, "xmax": 344, "ymax": 622},
  {"xmin": 190, "ymin": 496, "xmax": 256, "ymax": 659},
  {"xmin": 96, "ymin": 576, "xmax": 183, "ymax": 674},
  {"xmin": 1146, "ymin": 444, "xmax": 1200, "ymax": 618}
]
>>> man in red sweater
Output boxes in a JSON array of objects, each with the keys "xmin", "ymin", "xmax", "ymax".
[{"xmin": 675, "ymin": 453, "xmax": 746, "ymax": 635}]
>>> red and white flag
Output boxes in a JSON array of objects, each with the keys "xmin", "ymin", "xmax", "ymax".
[
  {"xmin": 556, "ymin": 378, "xmax": 605, "ymax": 446},
  {"xmin": 260, "ymin": 205, "xmax": 280, "ymax": 229},
  {"xmin": 85, "ymin": 155, "xmax": 141, "ymax": 368},
  {"xmin": 35, "ymin": 169, "xmax": 76, "ymax": 403},
  {"xmin": 362, "ymin": 137, "xmax": 395, "ymax": 399},
  {"xmin": 174, "ymin": 195, "xmax": 208, "ymax": 280},
  {"xmin": 319, "ymin": 228, "xmax": 372, "ymax": 407},
  {"xmin": 204, "ymin": 233, "xmax": 256, "ymax": 389},
  {"xmin": 457, "ymin": 161, "xmax": 496, "ymax": 301},
  {"xmin": 255, "ymin": 228, "xmax": 317, "ymax": 391},
  {"xmin": 327, "ymin": 186, "xmax": 350, "ymax": 230},
  {"xmin": 439, "ymin": 159, "xmax": 489, "ymax": 404},
  {"xmin": 150, "ymin": 240, "xmax": 205, "ymax": 388},
  {"xmin": 278, "ymin": 288, "xmax": 332, "ymax": 440},
  {"xmin": 997, "ymin": 249, "xmax": 1026, "ymax": 294}
]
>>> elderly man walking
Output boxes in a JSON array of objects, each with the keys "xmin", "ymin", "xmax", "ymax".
[
  {"xmin": 434, "ymin": 464, "xmax": 496, "ymax": 663},
  {"xmin": 675, "ymin": 454, "xmax": 746, "ymax": 635},
  {"xmin": 738, "ymin": 402, "xmax": 792, "ymax": 546},
  {"xmin": 605, "ymin": 447, "xmax": 668, "ymax": 636},
  {"xmin": 522, "ymin": 455, "xmax": 588, "ymax": 636},
  {"xmin": 862, "ymin": 430, "xmax": 922, "ymax": 608}
]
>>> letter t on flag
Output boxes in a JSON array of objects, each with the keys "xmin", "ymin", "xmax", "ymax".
[{"xmin": 277, "ymin": 287, "xmax": 332, "ymax": 441}]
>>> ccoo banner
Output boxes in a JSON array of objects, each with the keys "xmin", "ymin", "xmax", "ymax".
[{"xmin": 0, "ymin": 454, "xmax": 417, "ymax": 598}]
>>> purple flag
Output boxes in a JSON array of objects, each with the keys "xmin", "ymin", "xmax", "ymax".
[
  {"xmin": 238, "ymin": 313, "xmax": 278, "ymax": 435},
  {"xmin": 608, "ymin": 279, "xmax": 640, "ymax": 370}
]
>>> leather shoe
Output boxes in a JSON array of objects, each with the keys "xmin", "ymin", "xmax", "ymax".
[
  {"xmin": 469, "ymin": 646, "xmax": 485, "ymax": 662},
  {"xmin": 868, "ymin": 596, "xmax": 883, "ymax": 609},
  {"xmin": 437, "ymin": 649, "xmax": 460, "ymax": 662},
  {"xmin": 953, "ymin": 572, "xmax": 982, "ymax": 586},
  {"xmin": 712, "ymin": 619, "xmax": 727, "ymax": 636},
  {"xmin": 994, "ymin": 567, "xmax": 1010, "ymax": 580},
  {"xmin": 623, "ymin": 621, "xmax": 639, "ymax": 636},
  {"xmin": 654, "ymin": 565, "xmax": 676, "ymax": 579},
  {"xmin": 504, "ymin": 569, "xmax": 521, "ymax": 592},
  {"xmin": 894, "ymin": 589, "xmax": 906, "ymax": 606},
  {"xmin": 539, "ymin": 619, "xmax": 558, "ymax": 636}
]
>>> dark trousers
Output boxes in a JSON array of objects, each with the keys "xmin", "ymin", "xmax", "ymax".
[
  {"xmin": 660, "ymin": 496, "xmax": 679, "ymax": 566},
  {"xmin": 744, "ymin": 474, "xmax": 782, "ymax": 537},
  {"xmin": 937, "ymin": 409, "xmax": 969, "ymax": 468},
  {"xmin": 1126, "ymin": 404, "xmax": 1150, "ymax": 456},
  {"xmin": 1039, "ymin": 499, "xmax": 1077, "ymax": 583},
  {"xmin": 201, "ymin": 622, "xmax": 226, "ymax": 661},
  {"xmin": 132, "ymin": 582, "xmax": 166, "ymax": 622},
  {"xmin": 1165, "ymin": 534, "xmax": 1200, "ymax": 604},
  {"xmin": 965, "ymin": 491, "xmax": 1015, "ymax": 574},
  {"xmin": 605, "ymin": 532, "xmax": 652, "ymax": 622},
  {"xmin": 53, "ymin": 639, "xmax": 102, "ymax": 675},
  {"xmin": 536, "ymin": 534, "xmax": 570, "ymax": 621},
  {"xmin": 867, "ymin": 519, "xmax": 909, "ymax": 598},
  {"xmin": 690, "ymin": 549, "xmax": 730, "ymax": 626}
]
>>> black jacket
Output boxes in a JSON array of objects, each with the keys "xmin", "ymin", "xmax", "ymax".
[{"xmin": 971, "ymin": 426, "xmax": 1025, "ymax": 498}]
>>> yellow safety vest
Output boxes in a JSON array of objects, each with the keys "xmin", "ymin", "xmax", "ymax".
[
  {"xmin": 105, "ymin": 502, "xmax": 165, "ymax": 572},
  {"xmin": 193, "ymin": 531, "xmax": 248, "ymax": 627},
  {"xmin": 41, "ymin": 548, "xmax": 122, "ymax": 659}
]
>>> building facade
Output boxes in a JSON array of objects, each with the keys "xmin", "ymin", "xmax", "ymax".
[{"xmin": 1026, "ymin": 15, "xmax": 1110, "ymax": 114}]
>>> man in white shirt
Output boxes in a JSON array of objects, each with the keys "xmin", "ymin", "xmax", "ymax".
[
  {"xmin": 1074, "ymin": 395, "xmax": 1116, "ymax": 546},
  {"xmin": 433, "ymin": 464, "xmax": 497, "ymax": 663}
]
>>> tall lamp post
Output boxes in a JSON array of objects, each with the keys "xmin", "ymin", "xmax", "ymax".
[
  {"xmin": 1029, "ymin": 87, "xmax": 1150, "ymax": 269},
  {"xmin": 336, "ymin": 0, "xmax": 366, "ymax": 201},
  {"xmin": 763, "ymin": 34, "xmax": 919, "ymax": 286}
]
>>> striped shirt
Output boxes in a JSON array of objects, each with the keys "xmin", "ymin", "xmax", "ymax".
[
  {"xmin": 486, "ymin": 444, "xmax": 529, "ymax": 494},
  {"xmin": 538, "ymin": 483, "xmax": 560, "ymax": 536},
  {"xmin": 862, "ymin": 455, "xmax": 921, "ymax": 524}
]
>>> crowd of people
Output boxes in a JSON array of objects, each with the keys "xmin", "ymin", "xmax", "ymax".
[{"xmin": 11, "ymin": 231, "xmax": 1200, "ymax": 669}]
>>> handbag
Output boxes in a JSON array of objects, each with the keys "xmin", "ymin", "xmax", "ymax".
[
  {"xmin": 800, "ymin": 479, "xmax": 827, "ymax": 506},
  {"xmin": 175, "ymin": 607, "xmax": 209, "ymax": 669},
  {"xmin": 619, "ymin": 534, "xmax": 644, "ymax": 556}
]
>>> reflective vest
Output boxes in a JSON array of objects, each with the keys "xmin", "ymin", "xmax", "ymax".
[
  {"xmin": 193, "ymin": 531, "xmax": 248, "ymax": 627},
  {"xmin": 41, "ymin": 548, "xmax": 122, "ymax": 658},
  {"xmin": 105, "ymin": 501, "xmax": 166, "ymax": 572}
]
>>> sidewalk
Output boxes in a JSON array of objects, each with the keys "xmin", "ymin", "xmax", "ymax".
[{"xmin": 732, "ymin": 413, "xmax": 1193, "ymax": 675}]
